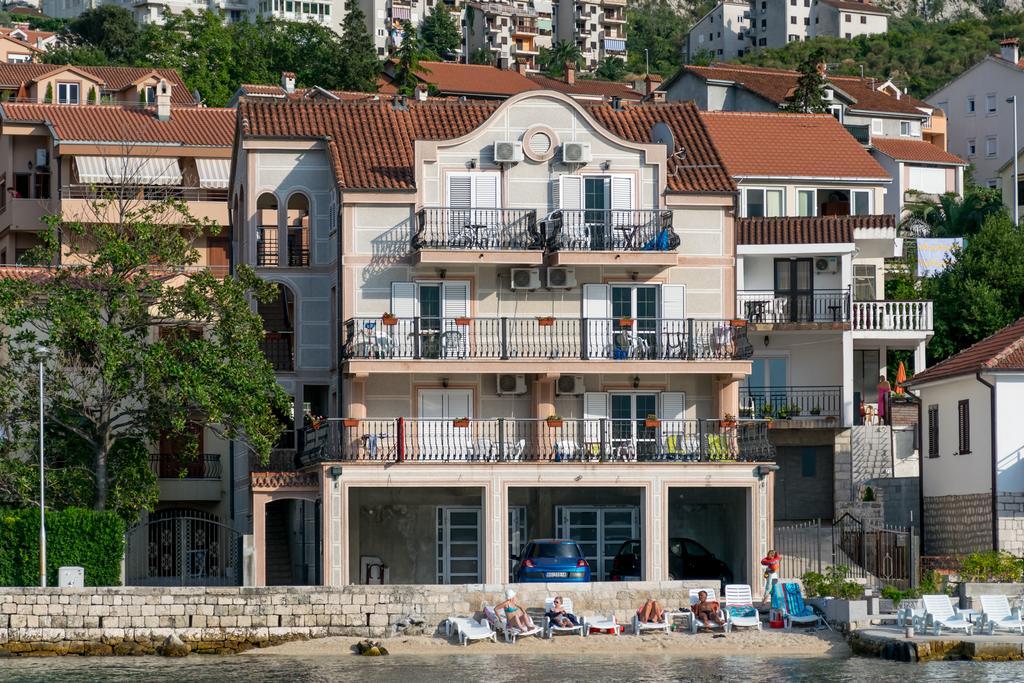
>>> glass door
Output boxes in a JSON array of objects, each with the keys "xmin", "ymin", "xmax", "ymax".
[
  {"xmin": 774, "ymin": 258, "xmax": 813, "ymax": 322},
  {"xmin": 417, "ymin": 284, "xmax": 442, "ymax": 358},
  {"xmin": 610, "ymin": 393, "xmax": 657, "ymax": 459},
  {"xmin": 436, "ymin": 507, "xmax": 481, "ymax": 584},
  {"xmin": 508, "ymin": 506, "xmax": 527, "ymax": 581},
  {"xmin": 744, "ymin": 357, "xmax": 788, "ymax": 418},
  {"xmin": 611, "ymin": 285, "xmax": 658, "ymax": 358},
  {"xmin": 584, "ymin": 176, "xmax": 609, "ymax": 250},
  {"xmin": 417, "ymin": 389, "xmax": 473, "ymax": 460},
  {"xmin": 556, "ymin": 506, "xmax": 640, "ymax": 581}
]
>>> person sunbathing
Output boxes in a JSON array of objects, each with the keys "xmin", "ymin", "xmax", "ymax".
[
  {"xmin": 636, "ymin": 599, "xmax": 665, "ymax": 623},
  {"xmin": 693, "ymin": 590, "xmax": 725, "ymax": 629},
  {"xmin": 495, "ymin": 589, "xmax": 535, "ymax": 631},
  {"xmin": 545, "ymin": 596, "xmax": 580, "ymax": 628}
]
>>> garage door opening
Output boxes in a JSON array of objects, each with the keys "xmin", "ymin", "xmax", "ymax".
[
  {"xmin": 348, "ymin": 486, "xmax": 483, "ymax": 585},
  {"xmin": 667, "ymin": 487, "xmax": 750, "ymax": 588},
  {"xmin": 508, "ymin": 487, "xmax": 644, "ymax": 581}
]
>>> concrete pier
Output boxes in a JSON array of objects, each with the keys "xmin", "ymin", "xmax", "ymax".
[{"xmin": 851, "ymin": 626, "xmax": 1024, "ymax": 662}]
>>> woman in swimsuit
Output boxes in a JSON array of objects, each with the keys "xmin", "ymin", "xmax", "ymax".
[{"xmin": 495, "ymin": 589, "xmax": 535, "ymax": 631}]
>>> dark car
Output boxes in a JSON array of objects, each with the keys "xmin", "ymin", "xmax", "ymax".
[
  {"xmin": 512, "ymin": 539, "xmax": 592, "ymax": 583},
  {"xmin": 609, "ymin": 538, "xmax": 733, "ymax": 586}
]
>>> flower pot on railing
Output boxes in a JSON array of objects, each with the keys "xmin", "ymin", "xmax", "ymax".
[
  {"xmin": 343, "ymin": 418, "xmax": 361, "ymax": 428},
  {"xmin": 618, "ymin": 318, "xmax": 634, "ymax": 328},
  {"xmin": 730, "ymin": 319, "xmax": 747, "ymax": 328},
  {"xmin": 546, "ymin": 416, "xmax": 564, "ymax": 429},
  {"xmin": 381, "ymin": 313, "xmax": 398, "ymax": 326},
  {"xmin": 644, "ymin": 418, "xmax": 661, "ymax": 429},
  {"xmin": 720, "ymin": 419, "xmax": 737, "ymax": 428},
  {"xmin": 537, "ymin": 316, "xmax": 555, "ymax": 327},
  {"xmin": 454, "ymin": 317, "xmax": 471, "ymax": 326},
  {"xmin": 452, "ymin": 418, "xmax": 470, "ymax": 428}
]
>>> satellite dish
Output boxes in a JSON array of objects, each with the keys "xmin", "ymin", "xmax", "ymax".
[{"xmin": 650, "ymin": 122, "xmax": 674, "ymax": 157}]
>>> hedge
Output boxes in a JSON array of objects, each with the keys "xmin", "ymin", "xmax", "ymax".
[{"xmin": 0, "ymin": 507, "xmax": 125, "ymax": 586}]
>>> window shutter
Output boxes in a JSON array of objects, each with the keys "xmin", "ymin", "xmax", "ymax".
[
  {"xmin": 583, "ymin": 391, "xmax": 609, "ymax": 445},
  {"xmin": 660, "ymin": 284, "xmax": 686, "ymax": 353},
  {"xmin": 659, "ymin": 392, "xmax": 685, "ymax": 420},
  {"xmin": 558, "ymin": 175, "xmax": 583, "ymax": 210},
  {"xmin": 446, "ymin": 174, "xmax": 472, "ymax": 208},
  {"xmin": 472, "ymin": 173, "xmax": 500, "ymax": 208},
  {"xmin": 390, "ymin": 281, "xmax": 417, "ymax": 318},
  {"xmin": 441, "ymin": 281, "xmax": 469, "ymax": 319},
  {"xmin": 582, "ymin": 283, "xmax": 610, "ymax": 358},
  {"xmin": 958, "ymin": 400, "xmax": 970, "ymax": 454},
  {"xmin": 610, "ymin": 175, "xmax": 634, "ymax": 211},
  {"xmin": 927, "ymin": 405, "xmax": 938, "ymax": 458}
]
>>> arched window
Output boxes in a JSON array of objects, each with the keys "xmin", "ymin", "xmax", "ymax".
[
  {"xmin": 258, "ymin": 283, "xmax": 295, "ymax": 372},
  {"xmin": 286, "ymin": 193, "xmax": 310, "ymax": 267},
  {"xmin": 256, "ymin": 193, "xmax": 278, "ymax": 266}
]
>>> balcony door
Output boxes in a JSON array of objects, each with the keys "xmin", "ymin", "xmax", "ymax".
[
  {"xmin": 743, "ymin": 357, "xmax": 788, "ymax": 416},
  {"xmin": 582, "ymin": 283, "xmax": 685, "ymax": 359},
  {"xmin": 585, "ymin": 391, "xmax": 685, "ymax": 459},
  {"xmin": 391, "ymin": 281, "xmax": 469, "ymax": 358},
  {"xmin": 774, "ymin": 258, "xmax": 813, "ymax": 322},
  {"xmin": 446, "ymin": 172, "xmax": 500, "ymax": 244},
  {"xmin": 436, "ymin": 507, "xmax": 481, "ymax": 584},
  {"xmin": 558, "ymin": 174, "xmax": 633, "ymax": 250},
  {"xmin": 555, "ymin": 506, "xmax": 639, "ymax": 580},
  {"xmin": 417, "ymin": 389, "xmax": 473, "ymax": 460}
]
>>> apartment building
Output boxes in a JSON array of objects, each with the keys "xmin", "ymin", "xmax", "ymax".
[
  {"xmin": 688, "ymin": 0, "xmax": 888, "ymax": 61},
  {"xmin": 701, "ymin": 111, "xmax": 932, "ymax": 525},
  {"xmin": 928, "ymin": 38, "xmax": 1024, "ymax": 198},
  {"xmin": 464, "ymin": 0, "xmax": 553, "ymax": 72},
  {"xmin": 43, "ymin": 0, "xmax": 255, "ymax": 24},
  {"xmin": 663, "ymin": 63, "xmax": 964, "ymax": 217},
  {"xmin": 0, "ymin": 81, "xmax": 237, "ymax": 585},
  {"xmin": 555, "ymin": 0, "xmax": 626, "ymax": 70},
  {"xmin": 233, "ymin": 90, "xmax": 777, "ymax": 587}
]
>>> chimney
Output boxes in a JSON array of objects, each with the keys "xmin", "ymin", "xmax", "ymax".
[
  {"xmin": 816, "ymin": 61, "xmax": 827, "ymax": 77},
  {"xmin": 413, "ymin": 84, "xmax": 428, "ymax": 101},
  {"xmin": 565, "ymin": 62, "xmax": 575, "ymax": 85},
  {"xmin": 515, "ymin": 59, "xmax": 529, "ymax": 76},
  {"xmin": 156, "ymin": 79, "xmax": 171, "ymax": 121},
  {"xmin": 281, "ymin": 71, "xmax": 296, "ymax": 94},
  {"xmin": 1001, "ymin": 38, "xmax": 1020, "ymax": 64}
]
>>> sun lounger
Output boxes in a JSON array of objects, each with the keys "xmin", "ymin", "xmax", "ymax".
[
  {"xmin": 483, "ymin": 604, "xmax": 543, "ymax": 643},
  {"xmin": 922, "ymin": 594, "xmax": 973, "ymax": 636},
  {"xmin": 896, "ymin": 599, "xmax": 925, "ymax": 629},
  {"xmin": 724, "ymin": 584, "xmax": 761, "ymax": 631},
  {"xmin": 978, "ymin": 595, "xmax": 1023, "ymax": 635},
  {"xmin": 782, "ymin": 583, "xmax": 829, "ymax": 631},
  {"xmin": 446, "ymin": 616, "xmax": 497, "ymax": 645},
  {"xmin": 582, "ymin": 614, "xmax": 620, "ymax": 636},
  {"xmin": 690, "ymin": 588, "xmax": 731, "ymax": 633},
  {"xmin": 632, "ymin": 611, "xmax": 670, "ymax": 636},
  {"xmin": 543, "ymin": 597, "xmax": 585, "ymax": 638}
]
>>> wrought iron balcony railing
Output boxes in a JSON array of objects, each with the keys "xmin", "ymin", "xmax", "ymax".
[
  {"xmin": 150, "ymin": 453, "xmax": 222, "ymax": 479},
  {"xmin": 61, "ymin": 185, "xmax": 229, "ymax": 202},
  {"xmin": 544, "ymin": 209, "xmax": 676, "ymax": 252},
  {"xmin": 413, "ymin": 208, "xmax": 540, "ymax": 251},
  {"xmin": 342, "ymin": 317, "xmax": 752, "ymax": 361},
  {"xmin": 739, "ymin": 385, "xmax": 842, "ymax": 420},
  {"xmin": 301, "ymin": 417, "xmax": 774, "ymax": 464},
  {"xmin": 737, "ymin": 289, "xmax": 850, "ymax": 324}
]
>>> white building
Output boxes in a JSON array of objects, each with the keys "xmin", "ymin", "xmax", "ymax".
[
  {"xmin": 555, "ymin": 0, "xmax": 626, "ymax": 70},
  {"xmin": 907, "ymin": 318, "xmax": 1024, "ymax": 557},
  {"xmin": 686, "ymin": 0, "xmax": 750, "ymax": 62}
]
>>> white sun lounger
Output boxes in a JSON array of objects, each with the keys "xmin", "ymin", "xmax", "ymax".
[
  {"xmin": 633, "ymin": 604, "xmax": 671, "ymax": 636},
  {"xmin": 979, "ymin": 595, "xmax": 1024, "ymax": 635},
  {"xmin": 724, "ymin": 584, "xmax": 761, "ymax": 630},
  {"xmin": 446, "ymin": 617, "xmax": 497, "ymax": 645},
  {"xmin": 922, "ymin": 594, "xmax": 973, "ymax": 635},
  {"xmin": 582, "ymin": 614, "xmax": 620, "ymax": 636},
  {"xmin": 483, "ymin": 604, "xmax": 543, "ymax": 642},
  {"xmin": 690, "ymin": 588, "xmax": 731, "ymax": 633},
  {"xmin": 543, "ymin": 597, "xmax": 585, "ymax": 638}
]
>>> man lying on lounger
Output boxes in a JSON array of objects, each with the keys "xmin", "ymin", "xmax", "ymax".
[
  {"xmin": 693, "ymin": 591, "xmax": 725, "ymax": 629},
  {"xmin": 545, "ymin": 596, "xmax": 580, "ymax": 628}
]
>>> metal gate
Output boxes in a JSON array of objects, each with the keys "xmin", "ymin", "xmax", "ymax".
[{"xmin": 126, "ymin": 508, "xmax": 243, "ymax": 586}]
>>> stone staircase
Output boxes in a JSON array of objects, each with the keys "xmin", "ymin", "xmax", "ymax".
[{"xmin": 264, "ymin": 506, "xmax": 294, "ymax": 586}]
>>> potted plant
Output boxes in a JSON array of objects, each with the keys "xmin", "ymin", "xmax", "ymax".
[
  {"xmin": 759, "ymin": 403, "xmax": 774, "ymax": 419},
  {"xmin": 810, "ymin": 406, "xmax": 822, "ymax": 416},
  {"xmin": 343, "ymin": 418, "xmax": 361, "ymax": 428},
  {"xmin": 546, "ymin": 414, "xmax": 564, "ymax": 429},
  {"xmin": 452, "ymin": 417, "xmax": 470, "ymax": 428},
  {"xmin": 721, "ymin": 413, "xmax": 737, "ymax": 428},
  {"xmin": 381, "ymin": 312, "xmax": 398, "ymax": 326},
  {"xmin": 644, "ymin": 414, "xmax": 660, "ymax": 429},
  {"xmin": 618, "ymin": 317, "xmax": 634, "ymax": 328},
  {"xmin": 454, "ymin": 316, "xmax": 471, "ymax": 326},
  {"xmin": 537, "ymin": 316, "xmax": 555, "ymax": 327},
  {"xmin": 787, "ymin": 404, "xmax": 802, "ymax": 417},
  {"xmin": 739, "ymin": 407, "xmax": 754, "ymax": 419},
  {"xmin": 730, "ymin": 318, "xmax": 748, "ymax": 328},
  {"xmin": 777, "ymin": 406, "xmax": 790, "ymax": 419}
]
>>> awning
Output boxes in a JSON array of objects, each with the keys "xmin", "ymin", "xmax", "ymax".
[
  {"xmin": 603, "ymin": 38, "xmax": 626, "ymax": 53},
  {"xmin": 391, "ymin": 5, "xmax": 411, "ymax": 20},
  {"xmin": 196, "ymin": 158, "xmax": 231, "ymax": 189},
  {"xmin": 74, "ymin": 156, "xmax": 182, "ymax": 186}
]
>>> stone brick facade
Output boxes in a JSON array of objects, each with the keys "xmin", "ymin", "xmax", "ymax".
[
  {"xmin": 998, "ymin": 492, "xmax": 1024, "ymax": 556},
  {"xmin": 923, "ymin": 492, "xmax": 992, "ymax": 556},
  {"xmin": 0, "ymin": 583, "xmax": 704, "ymax": 656}
]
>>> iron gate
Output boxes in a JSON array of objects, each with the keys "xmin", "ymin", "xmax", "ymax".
[{"xmin": 125, "ymin": 508, "xmax": 243, "ymax": 586}]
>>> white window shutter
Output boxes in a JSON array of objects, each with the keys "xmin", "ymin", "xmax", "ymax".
[
  {"xmin": 558, "ymin": 175, "xmax": 583, "ymax": 210},
  {"xmin": 582, "ymin": 283, "xmax": 611, "ymax": 358},
  {"xmin": 660, "ymin": 285, "xmax": 686, "ymax": 353},
  {"xmin": 610, "ymin": 175, "xmax": 634, "ymax": 211},
  {"xmin": 390, "ymin": 282, "xmax": 417, "ymax": 318},
  {"xmin": 446, "ymin": 174, "xmax": 472, "ymax": 208},
  {"xmin": 583, "ymin": 391, "xmax": 609, "ymax": 444},
  {"xmin": 441, "ymin": 281, "xmax": 469, "ymax": 318},
  {"xmin": 659, "ymin": 392, "xmax": 685, "ymax": 420},
  {"xmin": 472, "ymin": 173, "xmax": 500, "ymax": 208}
]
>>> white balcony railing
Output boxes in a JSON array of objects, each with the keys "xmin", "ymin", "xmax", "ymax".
[{"xmin": 851, "ymin": 301, "xmax": 933, "ymax": 333}]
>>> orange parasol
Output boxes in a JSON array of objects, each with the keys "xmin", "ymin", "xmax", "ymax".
[{"xmin": 895, "ymin": 362, "xmax": 907, "ymax": 395}]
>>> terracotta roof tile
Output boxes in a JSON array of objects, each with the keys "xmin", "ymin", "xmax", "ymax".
[
  {"xmin": 679, "ymin": 63, "xmax": 927, "ymax": 116},
  {"xmin": 0, "ymin": 64, "xmax": 194, "ymax": 105},
  {"xmin": 237, "ymin": 84, "xmax": 376, "ymax": 101},
  {"xmin": 527, "ymin": 74, "xmax": 642, "ymax": 100},
  {"xmin": 818, "ymin": 0, "xmax": 888, "ymax": 14},
  {"xmin": 700, "ymin": 111, "xmax": 891, "ymax": 179},
  {"xmin": 870, "ymin": 137, "xmax": 966, "ymax": 165},
  {"xmin": 0, "ymin": 26, "xmax": 56, "ymax": 46},
  {"xmin": 0, "ymin": 104, "xmax": 235, "ymax": 146},
  {"xmin": 908, "ymin": 318, "xmax": 1024, "ymax": 385},
  {"xmin": 737, "ymin": 214, "xmax": 894, "ymax": 245},
  {"xmin": 388, "ymin": 61, "xmax": 542, "ymax": 98}
]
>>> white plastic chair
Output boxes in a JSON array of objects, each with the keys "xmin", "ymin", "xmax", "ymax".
[
  {"xmin": 543, "ymin": 597, "xmax": 585, "ymax": 638},
  {"xmin": 724, "ymin": 584, "xmax": 761, "ymax": 630},
  {"xmin": 690, "ymin": 588, "xmax": 730, "ymax": 633},
  {"xmin": 445, "ymin": 617, "xmax": 497, "ymax": 645},
  {"xmin": 922, "ymin": 594, "xmax": 973, "ymax": 635},
  {"xmin": 979, "ymin": 595, "xmax": 1024, "ymax": 635}
]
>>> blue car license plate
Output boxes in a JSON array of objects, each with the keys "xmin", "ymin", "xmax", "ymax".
[{"xmin": 546, "ymin": 572, "xmax": 568, "ymax": 578}]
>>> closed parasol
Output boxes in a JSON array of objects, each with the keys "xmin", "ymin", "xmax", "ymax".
[{"xmin": 895, "ymin": 361, "xmax": 906, "ymax": 395}]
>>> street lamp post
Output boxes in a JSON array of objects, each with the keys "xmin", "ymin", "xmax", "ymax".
[
  {"xmin": 37, "ymin": 348, "xmax": 46, "ymax": 588},
  {"xmin": 1010, "ymin": 95, "xmax": 1019, "ymax": 226}
]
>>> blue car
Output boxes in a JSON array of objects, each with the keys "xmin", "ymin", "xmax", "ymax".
[{"xmin": 512, "ymin": 539, "xmax": 591, "ymax": 583}]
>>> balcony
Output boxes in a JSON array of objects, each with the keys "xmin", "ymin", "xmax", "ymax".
[
  {"xmin": 301, "ymin": 417, "xmax": 774, "ymax": 464},
  {"xmin": 513, "ymin": 18, "xmax": 539, "ymax": 34},
  {"xmin": 261, "ymin": 332, "xmax": 294, "ymax": 371},
  {"xmin": 544, "ymin": 209, "xmax": 678, "ymax": 266},
  {"xmin": 739, "ymin": 386, "xmax": 842, "ymax": 422},
  {"xmin": 256, "ymin": 236, "xmax": 309, "ymax": 267},
  {"xmin": 1, "ymin": 196, "xmax": 54, "ymax": 231},
  {"xmin": 601, "ymin": 11, "xmax": 626, "ymax": 24},
  {"xmin": 851, "ymin": 301, "xmax": 933, "ymax": 337},
  {"xmin": 737, "ymin": 290, "xmax": 850, "ymax": 327},
  {"xmin": 845, "ymin": 123, "xmax": 871, "ymax": 146},
  {"xmin": 60, "ymin": 185, "xmax": 229, "ymax": 225},
  {"xmin": 150, "ymin": 454, "xmax": 222, "ymax": 501},
  {"xmin": 413, "ymin": 208, "xmax": 541, "ymax": 264},
  {"xmin": 601, "ymin": 0, "xmax": 627, "ymax": 6},
  {"xmin": 342, "ymin": 316, "xmax": 752, "ymax": 373}
]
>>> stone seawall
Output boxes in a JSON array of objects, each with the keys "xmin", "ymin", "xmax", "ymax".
[{"xmin": 0, "ymin": 582, "xmax": 706, "ymax": 656}]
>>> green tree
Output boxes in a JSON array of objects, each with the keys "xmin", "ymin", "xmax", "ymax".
[
  {"xmin": 41, "ymin": 44, "xmax": 110, "ymax": 66},
  {"xmin": 470, "ymin": 47, "xmax": 494, "ymax": 66},
  {"xmin": 904, "ymin": 185, "xmax": 1005, "ymax": 238},
  {"xmin": 421, "ymin": 5, "xmax": 461, "ymax": 61},
  {"xmin": 43, "ymin": 82, "xmax": 52, "ymax": 103},
  {"xmin": 541, "ymin": 39, "xmax": 583, "ymax": 77},
  {"xmin": 923, "ymin": 213, "xmax": 1024, "ymax": 363},
  {"xmin": 390, "ymin": 21, "xmax": 429, "ymax": 96},
  {"xmin": 782, "ymin": 51, "xmax": 829, "ymax": 113},
  {"xmin": 0, "ymin": 195, "xmax": 289, "ymax": 515},
  {"xmin": 594, "ymin": 56, "xmax": 626, "ymax": 81},
  {"xmin": 61, "ymin": 5, "xmax": 142, "ymax": 64},
  {"xmin": 337, "ymin": 0, "xmax": 381, "ymax": 92},
  {"xmin": 87, "ymin": 86, "xmax": 97, "ymax": 104},
  {"xmin": 625, "ymin": 0, "xmax": 689, "ymax": 76}
]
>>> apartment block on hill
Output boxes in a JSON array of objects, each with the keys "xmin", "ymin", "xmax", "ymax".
[{"xmin": 555, "ymin": 0, "xmax": 626, "ymax": 70}]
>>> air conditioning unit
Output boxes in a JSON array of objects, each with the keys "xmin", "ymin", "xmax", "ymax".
[
  {"xmin": 561, "ymin": 141, "xmax": 592, "ymax": 164},
  {"xmin": 545, "ymin": 267, "xmax": 576, "ymax": 289},
  {"xmin": 815, "ymin": 256, "xmax": 838, "ymax": 274},
  {"xmin": 510, "ymin": 268, "xmax": 541, "ymax": 290},
  {"xmin": 556, "ymin": 375, "xmax": 585, "ymax": 396},
  {"xmin": 497, "ymin": 373, "xmax": 527, "ymax": 395},
  {"xmin": 822, "ymin": 87, "xmax": 834, "ymax": 101},
  {"xmin": 35, "ymin": 148, "xmax": 48, "ymax": 169},
  {"xmin": 493, "ymin": 140, "xmax": 524, "ymax": 163}
]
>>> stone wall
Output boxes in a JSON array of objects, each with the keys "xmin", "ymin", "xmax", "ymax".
[
  {"xmin": 0, "ymin": 582, "xmax": 709, "ymax": 656},
  {"xmin": 997, "ymin": 492, "xmax": 1024, "ymax": 556},
  {"xmin": 923, "ymin": 492, "xmax": 992, "ymax": 556}
]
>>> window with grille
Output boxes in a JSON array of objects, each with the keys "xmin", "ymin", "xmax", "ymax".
[
  {"xmin": 927, "ymin": 404, "xmax": 939, "ymax": 458},
  {"xmin": 958, "ymin": 400, "xmax": 970, "ymax": 454}
]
